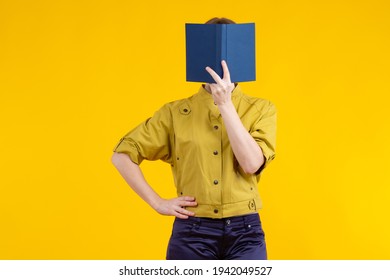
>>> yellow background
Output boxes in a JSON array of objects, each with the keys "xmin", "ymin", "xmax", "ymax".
[{"xmin": 1, "ymin": 0, "xmax": 389, "ymax": 259}]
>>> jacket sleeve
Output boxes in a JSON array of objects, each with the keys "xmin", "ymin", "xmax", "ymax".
[
  {"xmin": 249, "ymin": 100, "xmax": 277, "ymax": 175},
  {"xmin": 112, "ymin": 104, "xmax": 173, "ymax": 165}
]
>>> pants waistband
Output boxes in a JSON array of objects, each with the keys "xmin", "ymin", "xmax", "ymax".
[{"xmin": 175, "ymin": 213, "xmax": 261, "ymax": 228}]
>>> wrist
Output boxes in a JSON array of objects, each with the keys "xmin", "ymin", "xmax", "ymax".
[
  {"xmin": 218, "ymin": 99, "xmax": 235, "ymax": 113},
  {"xmin": 149, "ymin": 195, "xmax": 163, "ymax": 211}
]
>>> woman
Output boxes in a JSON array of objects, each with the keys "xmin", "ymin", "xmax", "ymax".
[{"xmin": 111, "ymin": 17, "xmax": 276, "ymax": 260}]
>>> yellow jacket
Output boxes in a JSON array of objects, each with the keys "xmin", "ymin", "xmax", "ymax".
[{"xmin": 113, "ymin": 84, "xmax": 276, "ymax": 218}]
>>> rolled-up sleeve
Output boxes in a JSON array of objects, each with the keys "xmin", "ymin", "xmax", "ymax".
[
  {"xmin": 113, "ymin": 104, "xmax": 173, "ymax": 165},
  {"xmin": 250, "ymin": 100, "xmax": 277, "ymax": 174}
]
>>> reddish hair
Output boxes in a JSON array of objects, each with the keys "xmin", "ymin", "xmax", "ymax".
[{"xmin": 205, "ymin": 17, "xmax": 236, "ymax": 24}]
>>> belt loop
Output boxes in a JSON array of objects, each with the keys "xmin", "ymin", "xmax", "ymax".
[
  {"xmin": 243, "ymin": 213, "xmax": 256, "ymax": 230},
  {"xmin": 244, "ymin": 214, "xmax": 248, "ymax": 229}
]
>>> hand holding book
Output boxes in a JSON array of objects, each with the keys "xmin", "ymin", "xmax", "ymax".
[{"xmin": 205, "ymin": 60, "xmax": 235, "ymax": 106}]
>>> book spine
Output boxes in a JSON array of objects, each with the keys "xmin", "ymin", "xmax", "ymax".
[
  {"xmin": 216, "ymin": 24, "xmax": 227, "ymax": 76},
  {"xmin": 221, "ymin": 24, "xmax": 227, "ymax": 63}
]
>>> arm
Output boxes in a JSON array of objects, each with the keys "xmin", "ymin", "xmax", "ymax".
[
  {"xmin": 111, "ymin": 152, "xmax": 197, "ymax": 219},
  {"xmin": 218, "ymin": 101, "xmax": 264, "ymax": 174},
  {"xmin": 205, "ymin": 60, "xmax": 264, "ymax": 174}
]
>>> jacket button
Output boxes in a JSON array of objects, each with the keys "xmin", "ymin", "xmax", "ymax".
[
  {"xmin": 213, "ymin": 125, "xmax": 219, "ymax": 130},
  {"xmin": 213, "ymin": 150, "xmax": 218, "ymax": 155},
  {"xmin": 214, "ymin": 209, "xmax": 219, "ymax": 214},
  {"xmin": 213, "ymin": 180, "xmax": 219, "ymax": 185}
]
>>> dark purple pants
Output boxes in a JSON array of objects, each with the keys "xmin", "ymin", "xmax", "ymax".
[{"xmin": 166, "ymin": 213, "xmax": 267, "ymax": 260}]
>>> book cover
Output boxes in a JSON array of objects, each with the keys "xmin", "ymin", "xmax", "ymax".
[{"xmin": 185, "ymin": 23, "xmax": 256, "ymax": 83}]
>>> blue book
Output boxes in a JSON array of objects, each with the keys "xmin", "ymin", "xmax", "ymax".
[{"xmin": 185, "ymin": 23, "xmax": 256, "ymax": 83}]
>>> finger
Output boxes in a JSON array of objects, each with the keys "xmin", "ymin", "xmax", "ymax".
[
  {"xmin": 175, "ymin": 213, "xmax": 190, "ymax": 219},
  {"xmin": 205, "ymin": 66, "xmax": 223, "ymax": 85},
  {"xmin": 173, "ymin": 208, "xmax": 191, "ymax": 219},
  {"xmin": 179, "ymin": 200, "xmax": 198, "ymax": 207},
  {"xmin": 221, "ymin": 60, "xmax": 231, "ymax": 82},
  {"xmin": 175, "ymin": 206, "xmax": 195, "ymax": 217},
  {"xmin": 179, "ymin": 196, "xmax": 196, "ymax": 201}
]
